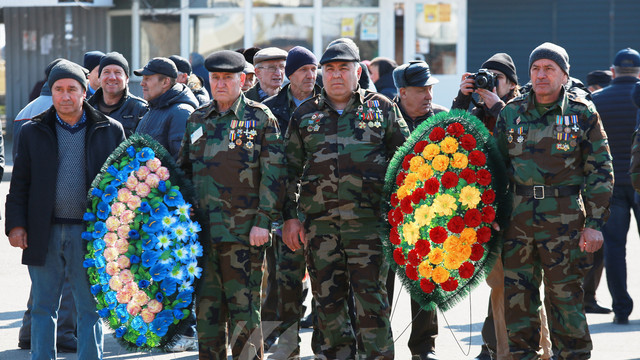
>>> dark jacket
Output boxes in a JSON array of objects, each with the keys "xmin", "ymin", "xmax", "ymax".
[
  {"xmin": 190, "ymin": 52, "xmax": 211, "ymax": 98},
  {"xmin": 5, "ymin": 102, "xmax": 126, "ymax": 266},
  {"xmin": 451, "ymin": 88, "xmax": 518, "ymax": 132},
  {"xmin": 395, "ymin": 97, "xmax": 449, "ymax": 133},
  {"xmin": 592, "ymin": 76, "xmax": 640, "ymax": 186},
  {"xmin": 244, "ymin": 82, "xmax": 273, "ymax": 103},
  {"xmin": 135, "ymin": 83, "xmax": 198, "ymax": 159},
  {"xmin": 191, "ymin": 87, "xmax": 210, "ymax": 107},
  {"xmin": 262, "ymin": 83, "xmax": 322, "ymax": 135},
  {"xmin": 88, "ymin": 86, "xmax": 148, "ymax": 137},
  {"xmin": 374, "ymin": 72, "xmax": 398, "ymax": 100}
]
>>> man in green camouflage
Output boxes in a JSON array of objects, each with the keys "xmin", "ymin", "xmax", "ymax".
[
  {"xmin": 283, "ymin": 41, "xmax": 410, "ymax": 359},
  {"xmin": 177, "ymin": 49, "xmax": 286, "ymax": 360},
  {"xmin": 494, "ymin": 42, "xmax": 613, "ymax": 360}
]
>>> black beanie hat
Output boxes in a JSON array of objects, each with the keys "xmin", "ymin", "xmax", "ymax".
[
  {"xmin": 529, "ymin": 42, "xmax": 570, "ymax": 75},
  {"xmin": 48, "ymin": 60, "xmax": 88, "ymax": 90},
  {"xmin": 285, "ymin": 46, "xmax": 317, "ymax": 78},
  {"xmin": 99, "ymin": 52, "xmax": 130, "ymax": 76},
  {"xmin": 482, "ymin": 53, "xmax": 518, "ymax": 85},
  {"xmin": 83, "ymin": 50, "xmax": 105, "ymax": 72}
]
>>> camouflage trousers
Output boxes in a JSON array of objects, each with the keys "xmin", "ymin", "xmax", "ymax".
[
  {"xmin": 503, "ymin": 194, "xmax": 592, "ymax": 360},
  {"xmin": 305, "ymin": 219, "xmax": 394, "ymax": 359},
  {"xmin": 197, "ymin": 242, "xmax": 266, "ymax": 360}
]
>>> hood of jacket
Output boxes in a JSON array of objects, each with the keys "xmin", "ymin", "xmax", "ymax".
[{"xmin": 149, "ymin": 83, "xmax": 199, "ymax": 110}]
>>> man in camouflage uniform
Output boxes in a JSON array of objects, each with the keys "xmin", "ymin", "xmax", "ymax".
[
  {"xmin": 283, "ymin": 41, "xmax": 409, "ymax": 359},
  {"xmin": 494, "ymin": 42, "xmax": 613, "ymax": 360},
  {"xmin": 178, "ymin": 50, "xmax": 286, "ymax": 360}
]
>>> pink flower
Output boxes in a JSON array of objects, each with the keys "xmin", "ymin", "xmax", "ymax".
[
  {"xmin": 106, "ymin": 261, "xmax": 120, "ymax": 276},
  {"xmin": 155, "ymin": 167, "xmax": 170, "ymax": 181},
  {"xmin": 120, "ymin": 210, "xmax": 135, "ymax": 224},
  {"xmin": 140, "ymin": 308, "xmax": 156, "ymax": 323},
  {"xmin": 135, "ymin": 183, "xmax": 151, "ymax": 198},
  {"xmin": 146, "ymin": 158, "xmax": 162, "ymax": 172},
  {"xmin": 127, "ymin": 302, "xmax": 141, "ymax": 316},
  {"xmin": 119, "ymin": 269, "xmax": 135, "ymax": 284},
  {"xmin": 117, "ymin": 255, "xmax": 131, "ymax": 269},
  {"xmin": 136, "ymin": 166, "xmax": 151, "ymax": 181},
  {"xmin": 145, "ymin": 174, "xmax": 160, "ymax": 188},
  {"xmin": 104, "ymin": 232, "xmax": 118, "ymax": 247},
  {"xmin": 117, "ymin": 225, "xmax": 131, "ymax": 239},
  {"xmin": 115, "ymin": 238, "xmax": 130, "ymax": 255},
  {"xmin": 116, "ymin": 288, "xmax": 133, "ymax": 304},
  {"xmin": 117, "ymin": 188, "xmax": 132, "ymax": 203},
  {"xmin": 127, "ymin": 195, "xmax": 141, "ymax": 211},
  {"xmin": 146, "ymin": 299, "xmax": 163, "ymax": 313},
  {"xmin": 104, "ymin": 248, "xmax": 119, "ymax": 262},
  {"xmin": 109, "ymin": 276, "xmax": 123, "ymax": 291},
  {"xmin": 105, "ymin": 216, "xmax": 121, "ymax": 232},
  {"xmin": 126, "ymin": 175, "xmax": 139, "ymax": 191},
  {"xmin": 131, "ymin": 290, "xmax": 150, "ymax": 307},
  {"xmin": 111, "ymin": 202, "xmax": 127, "ymax": 217}
]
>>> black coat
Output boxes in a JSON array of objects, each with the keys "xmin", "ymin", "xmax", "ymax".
[
  {"xmin": 88, "ymin": 86, "xmax": 148, "ymax": 137},
  {"xmin": 262, "ymin": 83, "xmax": 321, "ymax": 135},
  {"xmin": 5, "ymin": 102, "xmax": 126, "ymax": 266}
]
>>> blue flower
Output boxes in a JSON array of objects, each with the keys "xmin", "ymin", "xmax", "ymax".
[
  {"xmin": 94, "ymin": 255, "xmax": 107, "ymax": 270},
  {"xmin": 186, "ymin": 261, "xmax": 202, "ymax": 281},
  {"xmin": 136, "ymin": 335, "xmax": 147, "ymax": 347},
  {"xmin": 141, "ymin": 235, "xmax": 159, "ymax": 251},
  {"xmin": 173, "ymin": 309, "xmax": 185, "ymax": 320},
  {"xmin": 90, "ymin": 284, "xmax": 102, "ymax": 295},
  {"xmin": 106, "ymin": 165, "xmax": 119, "ymax": 177},
  {"xmin": 174, "ymin": 203, "xmax": 191, "ymax": 218},
  {"xmin": 93, "ymin": 239, "xmax": 106, "ymax": 251},
  {"xmin": 136, "ymin": 147, "xmax": 155, "ymax": 162},
  {"xmin": 172, "ymin": 223, "xmax": 190, "ymax": 243},
  {"xmin": 110, "ymin": 179, "xmax": 122, "ymax": 187},
  {"xmin": 130, "ymin": 255, "xmax": 141, "ymax": 264},
  {"xmin": 131, "ymin": 315, "xmax": 147, "ymax": 332},
  {"xmin": 174, "ymin": 290, "xmax": 193, "ymax": 309},
  {"xmin": 160, "ymin": 276, "xmax": 179, "ymax": 296},
  {"xmin": 83, "ymin": 212, "xmax": 96, "ymax": 222},
  {"xmin": 116, "ymin": 304, "xmax": 130, "ymax": 322},
  {"xmin": 161, "ymin": 215, "xmax": 177, "ymax": 230},
  {"xmin": 151, "ymin": 203, "xmax": 170, "ymax": 219},
  {"xmin": 92, "ymin": 222, "xmax": 108, "ymax": 239},
  {"xmin": 158, "ymin": 181, "xmax": 167, "ymax": 193},
  {"xmin": 99, "ymin": 272, "xmax": 110, "ymax": 285},
  {"xmin": 139, "ymin": 202, "xmax": 152, "ymax": 213},
  {"xmin": 164, "ymin": 190, "xmax": 184, "ymax": 207},
  {"xmin": 115, "ymin": 326, "xmax": 127, "ymax": 338},
  {"xmin": 155, "ymin": 292, "xmax": 164, "ymax": 302},
  {"xmin": 124, "ymin": 159, "xmax": 141, "ymax": 173},
  {"xmin": 105, "ymin": 291, "xmax": 117, "ymax": 306},
  {"xmin": 126, "ymin": 146, "xmax": 136, "ymax": 158},
  {"xmin": 102, "ymin": 185, "xmax": 118, "ymax": 203},
  {"xmin": 141, "ymin": 250, "xmax": 162, "ymax": 268},
  {"xmin": 115, "ymin": 170, "xmax": 130, "ymax": 182},
  {"xmin": 150, "ymin": 313, "xmax": 171, "ymax": 337},
  {"xmin": 178, "ymin": 280, "xmax": 194, "ymax": 294},
  {"xmin": 98, "ymin": 308, "xmax": 111, "ymax": 318},
  {"xmin": 169, "ymin": 265, "xmax": 186, "ymax": 280},
  {"xmin": 138, "ymin": 279, "xmax": 150, "ymax": 288},
  {"xmin": 91, "ymin": 188, "xmax": 104, "ymax": 197},
  {"xmin": 142, "ymin": 218, "xmax": 163, "ymax": 234},
  {"xmin": 81, "ymin": 231, "xmax": 93, "ymax": 241},
  {"xmin": 96, "ymin": 202, "xmax": 111, "ymax": 220},
  {"xmin": 188, "ymin": 242, "xmax": 203, "ymax": 258},
  {"xmin": 128, "ymin": 230, "xmax": 140, "ymax": 240},
  {"xmin": 150, "ymin": 261, "xmax": 172, "ymax": 282},
  {"xmin": 83, "ymin": 258, "xmax": 96, "ymax": 268},
  {"xmin": 155, "ymin": 232, "xmax": 173, "ymax": 250},
  {"xmin": 173, "ymin": 247, "xmax": 190, "ymax": 264}
]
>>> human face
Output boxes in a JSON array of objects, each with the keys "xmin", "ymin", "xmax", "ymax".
[
  {"xmin": 288, "ymin": 64, "xmax": 317, "ymax": 100},
  {"xmin": 210, "ymin": 72, "xmax": 244, "ymax": 107},
  {"xmin": 322, "ymin": 61, "xmax": 361, "ymax": 102},
  {"xmin": 255, "ymin": 59, "xmax": 285, "ymax": 89},
  {"xmin": 140, "ymin": 74, "xmax": 169, "ymax": 102},
  {"xmin": 399, "ymin": 85, "xmax": 433, "ymax": 119},
  {"xmin": 88, "ymin": 66, "xmax": 101, "ymax": 90},
  {"xmin": 530, "ymin": 59, "xmax": 568, "ymax": 103},
  {"xmin": 51, "ymin": 78, "xmax": 86, "ymax": 123},
  {"xmin": 242, "ymin": 73, "xmax": 256, "ymax": 92},
  {"xmin": 99, "ymin": 64, "xmax": 128, "ymax": 98},
  {"xmin": 487, "ymin": 69, "xmax": 515, "ymax": 98}
]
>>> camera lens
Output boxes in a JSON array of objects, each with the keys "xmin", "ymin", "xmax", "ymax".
[{"xmin": 476, "ymin": 76, "xmax": 488, "ymax": 88}]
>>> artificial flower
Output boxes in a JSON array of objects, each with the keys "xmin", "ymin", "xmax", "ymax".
[
  {"xmin": 418, "ymin": 260, "xmax": 433, "ymax": 278},
  {"xmin": 460, "ymin": 185, "xmax": 482, "ymax": 209},
  {"xmin": 440, "ymin": 136, "xmax": 459, "ymax": 154},
  {"xmin": 422, "ymin": 144, "xmax": 440, "ymax": 160},
  {"xmin": 431, "ymin": 266, "xmax": 450, "ymax": 283},
  {"xmin": 432, "ymin": 155, "xmax": 450, "ymax": 172},
  {"xmin": 432, "ymin": 194, "xmax": 458, "ymax": 216},
  {"xmin": 451, "ymin": 152, "xmax": 468, "ymax": 169}
]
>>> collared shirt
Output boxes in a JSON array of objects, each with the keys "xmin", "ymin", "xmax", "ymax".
[{"xmin": 55, "ymin": 111, "xmax": 87, "ymax": 133}]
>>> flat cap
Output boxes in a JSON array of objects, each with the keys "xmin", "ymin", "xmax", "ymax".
[
  {"xmin": 169, "ymin": 55, "xmax": 192, "ymax": 75},
  {"xmin": 133, "ymin": 57, "xmax": 178, "ymax": 78},
  {"xmin": 205, "ymin": 50, "xmax": 246, "ymax": 73},
  {"xmin": 320, "ymin": 42, "xmax": 360, "ymax": 65},
  {"xmin": 613, "ymin": 48, "xmax": 640, "ymax": 67},
  {"xmin": 243, "ymin": 61, "xmax": 255, "ymax": 75},
  {"xmin": 393, "ymin": 61, "xmax": 438, "ymax": 88},
  {"xmin": 253, "ymin": 47, "xmax": 288, "ymax": 65}
]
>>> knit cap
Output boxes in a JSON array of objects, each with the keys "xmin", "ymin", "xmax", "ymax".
[
  {"xmin": 99, "ymin": 52, "xmax": 130, "ymax": 76},
  {"xmin": 285, "ymin": 46, "xmax": 317, "ymax": 78},
  {"xmin": 529, "ymin": 42, "xmax": 570, "ymax": 75},
  {"xmin": 84, "ymin": 50, "xmax": 105, "ymax": 71},
  {"xmin": 482, "ymin": 53, "xmax": 518, "ymax": 85},
  {"xmin": 48, "ymin": 60, "xmax": 88, "ymax": 90}
]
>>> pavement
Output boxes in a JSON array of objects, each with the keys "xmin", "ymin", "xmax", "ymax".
[{"xmin": 0, "ymin": 146, "xmax": 639, "ymax": 359}]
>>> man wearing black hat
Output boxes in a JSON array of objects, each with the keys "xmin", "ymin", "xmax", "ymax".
[
  {"xmin": 6, "ymin": 60, "xmax": 125, "ymax": 360},
  {"xmin": 245, "ymin": 47, "xmax": 288, "ymax": 102},
  {"xmin": 177, "ymin": 49, "xmax": 286, "ymax": 360},
  {"xmin": 593, "ymin": 47, "xmax": 640, "ymax": 325},
  {"xmin": 134, "ymin": 57, "xmax": 198, "ymax": 160},
  {"xmin": 495, "ymin": 42, "xmax": 613, "ymax": 359},
  {"xmin": 170, "ymin": 54, "xmax": 210, "ymax": 107},
  {"xmin": 87, "ymin": 52, "xmax": 148, "ymax": 138},
  {"xmin": 84, "ymin": 50, "xmax": 105, "ymax": 97},
  {"xmin": 283, "ymin": 41, "xmax": 409, "ymax": 359},
  {"xmin": 586, "ymin": 70, "xmax": 612, "ymax": 93}
]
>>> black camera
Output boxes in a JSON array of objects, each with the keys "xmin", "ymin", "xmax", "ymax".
[{"xmin": 469, "ymin": 69, "xmax": 497, "ymax": 90}]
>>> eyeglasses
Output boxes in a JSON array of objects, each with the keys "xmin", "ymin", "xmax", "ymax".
[{"xmin": 257, "ymin": 65, "xmax": 285, "ymax": 73}]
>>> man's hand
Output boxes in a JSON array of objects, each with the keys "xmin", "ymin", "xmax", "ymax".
[
  {"xmin": 459, "ymin": 73, "xmax": 475, "ymax": 96},
  {"xmin": 9, "ymin": 227, "xmax": 28, "ymax": 250},
  {"xmin": 475, "ymin": 87, "xmax": 502, "ymax": 109},
  {"xmin": 249, "ymin": 226, "xmax": 270, "ymax": 247},
  {"xmin": 283, "ymin": 219, "xmax": 306, "ymax": 251},
  {"xmin": 580, "ymin": 228, "xmax": 603, "ymax": 253}
]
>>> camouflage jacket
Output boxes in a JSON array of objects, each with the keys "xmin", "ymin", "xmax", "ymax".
[
  {"xmin": 178, "ymin": 93, "xmax": 286, "ymax": 245},
  {"xmin": 284, "ymin": 87, "xmax": 410, "ymax": 224},
  {"xmin": 494, "ymin": 87, "xmax": 613, "ymax": 230}
]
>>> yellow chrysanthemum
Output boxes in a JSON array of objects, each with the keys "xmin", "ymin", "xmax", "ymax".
[
  {"xmin": 418, "ymin": 260, "xmax": 433, "ymax": 278},
  {"xmin": 417, "ymin": 164, "xmax": 434, "ymax": 181},
  {"xmin": 402, "ymin": 221, "xmax": 421, "ymax": 246},
  {"xmin": 432, "ymin": 194, "xmax": 458, "ymax": 216},
  {"xmin": 459, "ymin": 185, "xmax": 482, "ymax": 209},
  {"xmin": 443, "ymin": 235, "xmax": 462, "ymax": 253},
  {"xmin": 457, "ymin": 245, "xmax": 472, "ymax": 262},
  {"xmin": 405, "ymin": 173, "xmax": 420, "ymax": 190},
  {"xmin": 397, "ymin": 185, "xmax": 410, "ymax": 200},
  {"xmin": 432, "ymin": 266, "xmax": 450, "ymax": 283},
  {"xmin": 444, "ymin": 253, "xmax": 463, "ymax": 270},
  {"xmin": 432, "ymin": 155, "xmax": 450, "ymax": 172},
  {"xmin": 414, "ymin": 204, "xmax": 435, "ymax": 227},
  {"xmin": 451, "ymin": 152, "xmax": 469, "ymax": 169},
  {"xmin": 440, "ymin": 136, "xmax": 459, "ymax": 154},
  {"xmin": 409, "ymin": 155, "xmax": 425, "ymax": 173},
  {"xmin": 460, "ymin": 228, "xmax": 477, "ymax": 245},
  {"xmin": 422, "ymin": 144, "xmax": 440, "ymax": 160},
  {"xmin": 428, "ymin": 247, "xmax": 445, "ymax": 265}
]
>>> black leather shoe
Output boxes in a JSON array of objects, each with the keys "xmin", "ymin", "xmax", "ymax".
[
  {"xmin": 412, "ymin": 351, "xmax": 439, "ymax": 360},
  {"xmin": 613, "ymin": 315, "xmax": 629, "ymax": 324},
  {"xmin": 585, "ymin": 301, "xmax": 612, "ymax": 314},
  {"xmin": 18, "ymin": 340, "xmax": 30, "ymax": 350},
  {"xmin": 473, "ymin": 352, "xmax": 492, "ymax": 360}
]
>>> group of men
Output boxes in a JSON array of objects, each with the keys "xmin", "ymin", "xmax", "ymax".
[{"xmin": 7, "ymin": 37, "xmax": 632, "ymax": 360}]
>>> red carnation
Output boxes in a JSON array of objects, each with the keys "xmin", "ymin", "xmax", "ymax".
[
  {"xmin": 411, "ymin": 188, "xmax": 426, "ymax": 204},
  {"xmin": 464, "ymin": 209, "xmax": 482, "ymax": 228},
  {"xmin": 460, "ymin": 134, "xmax": 477, "ymax": 151},
  {"xmin": 393, "ymin": 247, "xmax": 406, "ymax": 265},
  {"xmin": 447, "ymin": 216, "xmax": 465, "ymax": 234},
  {"xmin": 481, "ymin": 189, "xmax": 496, "ymax": 204},
  {"xmin": 429, "ymin": 127, "xmax": 446, "ymax": 142},
  {"xmin": 476, "ymin": 169, "xmax": 492, "ymax": 186},
  {"xmin": 415, "ymin": 239, "xmax": 431, "ymax": 257},
  {"xmin": 415, "ymin": 140, "xmax": 429, "ymax": 154},
  {"xmin": 441, "ymin": 277, "xmax": 459, "ymax": 292},
  {"xmin": 388, "ymin": 208, "xmax": 404, "ymax": 227},
  {"xmin": 469, "ymin": 243, "xmax": 485, "ymax": 261},
  {"xmin": 402, "ymin": 154, "xmax": 415, "ymax": 171},
  {"xmin": 390, "ymin": 193, "xmax": 399, "ymax": 207},
  {"xmin": 468, "ymin": 150, "xmax": 487, "ymax": 166},
  {"xmin": 408, "ymin": 249, "xmax": 422, "ymax": 266},
  {"xmin": 476, "ymin": 226, "xmax": 492, "ymax": 244},
  {"xmin": 401, "ymin": 197, "xmax": 414, "ymax": 214},
  {"xmin": 441, "ymin": 171, "xmax": 459, "ymax": 189},
  {"xmin": 389, "ymin": 227, "xmax": 401, "ymax": 245},
  {"xmin": 424, "ymin": 178, "xmax": 440, "ymax": 195},
  {"xmin": 406, "ymin": 265, "xmax": 419, "ymax": 281},
  {"xmin": 459, "ymin": 168, "xmax": 476, "ymax": 184},
  {"xmin": 482, "ymin": 206, "xmax": 496, "ymax": 223},
  {"xmin": 420, "ymin": 278, "xmax": 436, "ymax": 293},
  {"xmin": 430, "ymin": 226, "xmax": 448, "ymax": 243},
  {"xmin": 447, "ymin": 122, "xmax": 465, "ymax": 137},
  {"xmin": 396, "ymin": 171, "xmax": 407, "ymax": 187},
  {"xmin": 458, "ymin": 262, "xmax": 475, "ymax": 279}
]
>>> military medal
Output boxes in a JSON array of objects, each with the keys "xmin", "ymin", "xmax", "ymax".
[
  {"xmin": 236, "ymin": 138, "xmax": 243, "ymax": 146},
  {"xmin": 571, "ymin": 115, "xmax": 580, "ymax": 132},
  {"xmin": 564, "ymin": 127, "xmax": 572, "ymax": 134},
  {"xmin": 570, "ymin": 140, "xmax": 577, "ymax": 147},
  {"xmin": 229, "ymin": 130, "xmax": 236, "ymax": 149},
  {"xmin": 246, "ymin": 141, "xmax": 253, "ymax": 149},
  {"xmin": 564, "ymin": 116, "xmax": 570, "ymax": 126},
  {"xmin": 516, "ymin": 127, "xmax": 524, "ymax": 143},
  {"xmin": 515, "ymin": 117, "xmax": 521, "ymax": 125},
  {"xmin": 555, "ymin": 116, "xmax": 563, "ymax": 132}
]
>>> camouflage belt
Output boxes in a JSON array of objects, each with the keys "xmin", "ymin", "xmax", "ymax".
[{"xmin": 513, "ymin": 184, "xmax": 581, "ymax": 199}]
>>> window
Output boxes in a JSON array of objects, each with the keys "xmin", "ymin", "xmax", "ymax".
[
  {"xmin": 140, "ymin": 15, "xmax": 180, "ymax": 64},
  {"xmin": 321, "ymin": 13, "xmax": 380, "ymax": 61},
  {"xmin": 413, "ymin": 2, "xmax": 458, "ymax": 74},
  {"xmin": 190, "ymin": 14, "xmax": 244, "ymax": 56},
  {"xmin": 252, "ymin": 13, "xmax": 313, "ymax": 49}
]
